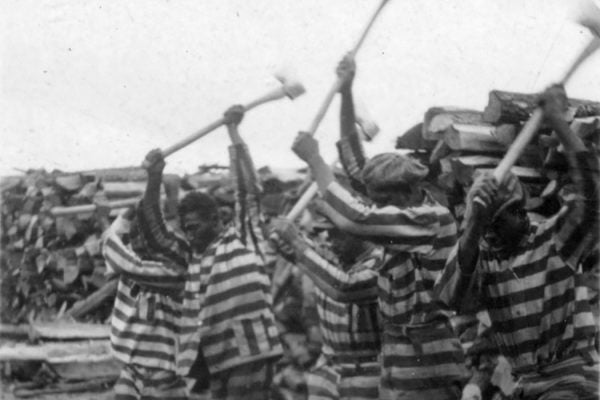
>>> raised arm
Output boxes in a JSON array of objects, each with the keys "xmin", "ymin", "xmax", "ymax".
[
  {"xmin": 541, "ymin": 85, "xmax": 599, "ymax": 269},
  {"xmin": 270, "ymin": 218, "xmax": 378, "ymax": 303},
  {"xmin": 336, "ymin": 55, "xmax": 368, "ymax": 194},
  {"xmin": 292, "ymin": 133, "xmax": 440, "ymax": 249},
  {"xmin": 137, "ymin": 149, "xmax": 191, "ymax": 268},
  {"xmin": 102, "ymin": 211, "xmax": 186, "ymax": 291},
  {"xmin": 224, "ymin": 105, "xmax": 266, "ymax": 253}
]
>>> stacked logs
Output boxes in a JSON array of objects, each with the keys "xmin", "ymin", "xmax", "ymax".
[{"xmin": 396, "ymin": 90, "xmax": 600, "ymax": 223}]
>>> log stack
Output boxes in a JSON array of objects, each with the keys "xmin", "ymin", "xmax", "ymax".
[{"xmin": 396, "ymin": 90, "xmax": 600, "ymax": 223}]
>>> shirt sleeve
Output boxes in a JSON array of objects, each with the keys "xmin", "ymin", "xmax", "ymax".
[
  {"xmin": 553, "ymin": 151, "xmax": 600, "ymax": 270},
  {"xmin": 433, "ymin": 243, "xmax": 482, "ymax": 312},
  {"xmin": 136, "ymin": 174, "xmax": 191, "ymax": 269},
  {"xmin": 102, "ymin": 217, "xmax": 186, "ymax": 291},
  {"xmin": 283, "ymin": 235, "xmax": 378, "ymax": 303},
  {"xmin": 229, "ymin": 143, "xmax": 267, "ymax": 257},
  {"xmin": 336, "ymin": 134, "xmax": 368, "ymax": 195},
  {"xmin": 318, "ymin": 181, "xmax": 441, "ymax": 254}
]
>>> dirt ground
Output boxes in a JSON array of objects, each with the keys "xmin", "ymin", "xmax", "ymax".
[
  {"xmin": 0, "ymin": 381, "xmax": 210, "ymax": 400},
  {"xmin": 0, "ymin": 383, "xmax": 113, "ymax": 400}
]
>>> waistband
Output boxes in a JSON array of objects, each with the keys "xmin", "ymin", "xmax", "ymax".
[
  {"xmin": 383, "ymin": 317, "xmax": 450, "ymax": 337},
  {"xmin": 513, "ymin": 348, "xmax": 599, "ymax": 376},
  {"xmin": 326, "ymin": 353, "xmax": 379, "ymax": 365}
]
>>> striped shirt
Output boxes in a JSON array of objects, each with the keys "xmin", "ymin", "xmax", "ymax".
[
  {"xmin": 279, "ymin": 234, "xmax": 382, "ymax": 399},
  {"xmin": 102, "ymin": 215, "xmax": 186, "ymax": 371},
  {"xmin": 434, "ymin": 151, "xmax": 599, "ymax": 371},
  {"xmin": 136, "ymin": 143, "xmax": 282, "ymax": 376},
  {"xmin": 291, "ymin": 240, "xmax": 382, "ymax": 362},
  {"xmin": 316, "ymin": 182, "xmax": 467, "ymax": 393},
  {"xmin": 177, "ymin": 226, "xmax": 282, "ymax": 375},
  {"xmin": 318, "ymin": 183, "xmax": 457, "ymax": 325}
]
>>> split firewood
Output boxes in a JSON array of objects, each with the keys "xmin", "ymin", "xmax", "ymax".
[
  {"xmin": 422, "ymin": 107, "xmax": 483, "ymax": 140},
  {"xmin": 12, "ymin": 376, "xmax": 116, "ymax": 398},
  {"xmin": 483, "ymin": 90, "xmax": 600, "ymax": 124},
  {"xmin": 30, "ymin": 322, "xmax": 109, "ymax": 340},
  {"xmin": 442, "ymin": 124, "xmax": 508, "ymax": 153},
  {"xmin": 0, "ymin": 340, "xmax": 111, "ymax": 362},
  {"xmin": 65, "ymin": 279, "xmax": 118, "ymax": 320},
  {"xmin": 395, "ymin": 123, "xmax": 437, "ymax": 151}
]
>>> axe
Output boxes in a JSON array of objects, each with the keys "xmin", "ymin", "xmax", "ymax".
[
  {"xmin": 306, "ymin": 0, "xmax": 389, "ymax": 136},
  {"xmin": 491, "ymin": 7, "xmax": 600, "ymax": 185},
  {"xmin": 285, "ymin": 0, "xmax": 388, "ymax": 221},
  {"xmin": 141, "ymin": 74, "xmax": 305, "ymax": 168},
  {"xmin": 286, "ymin": 105, "xmax": 380, "ymax": 221}
]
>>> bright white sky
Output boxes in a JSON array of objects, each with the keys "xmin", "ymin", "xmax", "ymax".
[{"xmin": 1, "ymin": 0, "xmax": 599, "ymax": 177}]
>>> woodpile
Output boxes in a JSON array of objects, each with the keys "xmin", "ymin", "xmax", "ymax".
[
  {"xmin": 396, "ymin": 90, "xmax": 600, "ymax": 223},
  {"xmin": 0, "ymin": 162, "xmax": 304, "ymax": 397}
]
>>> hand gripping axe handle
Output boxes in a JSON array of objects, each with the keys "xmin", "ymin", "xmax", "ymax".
[{"xmin": 142, "ymin": 76, "xmax": 305, "ymax": 168}]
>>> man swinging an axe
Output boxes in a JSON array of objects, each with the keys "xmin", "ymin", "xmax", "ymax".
[
  {"xmin": 435, "ymin": 8, "xmax": 600, "ymax": 400},
  {"xmin": 287, "ymin": 54, "xmax": 469, "ymax": 399},
  {"xmin": 102, "ymin": 100, "xmax": 293, "ymax": 399}
]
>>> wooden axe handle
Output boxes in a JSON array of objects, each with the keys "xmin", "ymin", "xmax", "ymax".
[
  {"xmin": 492, "ymin": 108, "xmax": 544, "ymax": 183},
  {"xmin": 491, "ymin": 36, "xmax": 600, "ymax": 185},
  {"xmin": 473, "ymin": 36, "xmax": 600, "ymax": 207},
  {"xmin": 286, "ymin": 156, "xmax": 344, "ymax": 220},
  {"xmin": 142, "ymin": 86, "xmax": 290, "ymax": 168},
  {"xmin": 307, "ymin": 0, "xmax": 389, "ymax": 135},
  {"xmin": 559, "ymin": 37, "xmax": 600, "ymax": 86},
  {"xmin": 286, "ymin": 181, "xmax": 319, "ymax": 220},
  {"xmin": 51, "ymin": 198, "xmax": 139, "ymax": 217}
]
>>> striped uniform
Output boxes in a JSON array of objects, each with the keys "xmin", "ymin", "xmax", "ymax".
[
  {"xmin": 102, "ymin": 215, "xmax": 188, "ymax": 399},
  {"xmin": 177, "ymin": 226, "xmax": 283, "ymax": 375},
  {"xmin": 317, "ymin": 182, "xmax": 468, "ymax": 399},
  {"xmin": 133, "ymin": 142, "xmax": 282, "ymax": 399},
  {"xmin": 113, "ymin": 364, "xmax": 188, "ymax": 400},
  {"xmin": 435, "ymin": 151, "xmax": 599, "ymax": 399},
  {"xmin": 289, "ymin": 240, "xmax": 382, "ymax": 400}
]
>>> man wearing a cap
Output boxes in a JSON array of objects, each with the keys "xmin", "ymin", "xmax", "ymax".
[
  {"xmin": 435, "ymin": 85, "xmax": 599, "ymax": 400},
  {"xmin": 291, "ymin": 57, "xmax": 467, "ymax": 399}
]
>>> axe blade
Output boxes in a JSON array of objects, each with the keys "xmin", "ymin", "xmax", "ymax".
[
  {"xmin": 354, "ymin": 97, "xmax": 380, "ymax": 141},
  {"xmin": 274, "ymin": 71, "xmax": 306, "ymax": 100}
]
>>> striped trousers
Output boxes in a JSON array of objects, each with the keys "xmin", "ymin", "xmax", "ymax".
[
  {"xmin": 379, "ymin": 320, "xmax": 468, "ymax": 400},
  {"xmin": 514, "ymin": 350, "xmax": 599, "ymax": 400},
  {"xmin": 114, "ymin": 364, "xmax": 188, "ymax": 400},
  {"xmin": 209, "ymin": 359, "xmax": 275, "ymax": 400},
  {"xmin": 306, "ymin": 355, "xmax": 380, "ymax": 400}
]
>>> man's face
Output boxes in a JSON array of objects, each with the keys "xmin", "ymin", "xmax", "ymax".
[
  {"xmin": 327, "ymin": 228, "xmax": 364, "ymax": 266},
  {"xmin": 490, "ymin": 203, "xmax": 530, "ymax": 250},
  {"xmin": 181, "ymin": 211, "xmax": 220, "ymax": 253},
  {"xmin": 366, "ymin": 186, "xmax": 411, "ymax": 209}
]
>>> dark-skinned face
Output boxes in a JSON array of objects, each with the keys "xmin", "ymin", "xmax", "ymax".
[
  {"xmin": 327, "ymin": 228, "xmax": 366, "ymax": 267},
  {"xmin": 181, "ymin": 211, "xmax": 221, "ymax": 253},
  {"xmin": 489, "ymin": 203, "xmax": 530, "ymax": 251}
]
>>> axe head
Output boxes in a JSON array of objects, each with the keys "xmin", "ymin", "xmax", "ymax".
[
  {"xmin": 274, "ymin": 72, "xmax": 306, "ymax": 100},
  {"xmin": 354, "ymin": 98, "xmax": 380, "ymax": 142},
  {"xmin": 574, "ymin": 0, "xmax": 600, "ymax": 37}
]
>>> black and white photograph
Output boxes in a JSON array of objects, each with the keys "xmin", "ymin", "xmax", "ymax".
[{"xmin": 1, "ymin": 1, "xmax": 599, "ymax": 399}]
